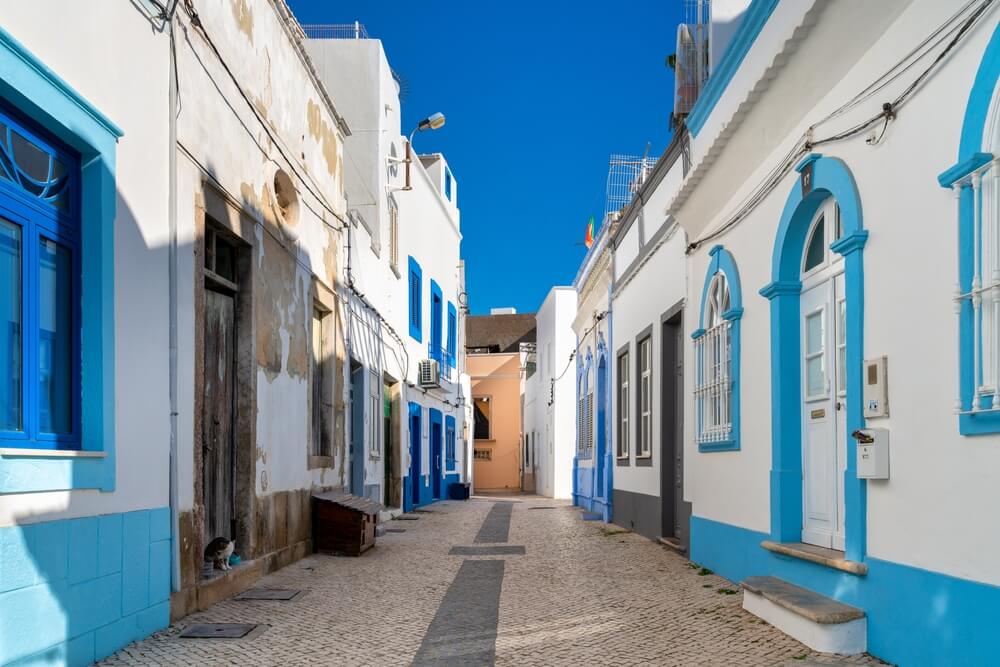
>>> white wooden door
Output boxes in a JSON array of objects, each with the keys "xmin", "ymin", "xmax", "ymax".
[
  {"xmin": 833, "ymin": 273, "xmax": 847, "ymax": 551},
  {"xmin": 801, "ymin": 280, "xmax": 841, "ymax": 548}
]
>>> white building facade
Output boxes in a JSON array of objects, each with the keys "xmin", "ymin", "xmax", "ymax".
[
  {"xmin": 655, "ymin": 1, "xmax": 1000, "ymax": 664},
  {"xmin": 305, "ymin": 32, "xmax": 471, "ymax": 513},
  {"xmin": 524, "ymin": 287, "xmax": 576, "ymax": 499}
]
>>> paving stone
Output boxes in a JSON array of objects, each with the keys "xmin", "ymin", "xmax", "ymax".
[{"xmin": 98, "ymin": 496, "xmax": 884, "ymax": 666}]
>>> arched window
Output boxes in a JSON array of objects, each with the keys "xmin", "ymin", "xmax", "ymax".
[
  {"xmin": 940, "ymin": 42, "xmax": 1000, "ymax": 433},
  {"xmin": 693, "ymin": 246, "xmax": 743, "ymax": 451}
]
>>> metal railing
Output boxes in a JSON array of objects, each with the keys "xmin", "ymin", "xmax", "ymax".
[{"xmin": 301, "ymin": 22, "xmax": 369, "ymax": 40}]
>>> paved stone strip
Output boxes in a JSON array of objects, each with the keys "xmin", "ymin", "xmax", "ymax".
[
  {"xmin": 473, "ymin": 501, "xmax": 513, "ymax": 543},
  {"xmin": 411, "ymin": 559, "xmax": 505, "ymax": 666},
  {"xmin": 448, "ymin": 545, "xmax": 525, "ymax": 556}
]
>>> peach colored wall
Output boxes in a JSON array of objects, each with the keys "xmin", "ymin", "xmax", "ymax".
[{"xmin": 468, "ymin": 353, "xmax": 522, "ymax": 491}]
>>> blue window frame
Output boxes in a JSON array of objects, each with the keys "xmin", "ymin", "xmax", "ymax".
[
  {"xmin": 446, "ymin": 302, "xmax": 457, "ymax": 371},
  {"xmin": 692, "ymin": 245, "xmax": 743, "ymax": 452},
  {"xmin": 445, "ymin": 414, "xmax": 456, "ymax": 468},
  {"xmin": 429, "ymin": 279, "xmax": 443, "ymax": 363},
  {"xmin": 408, "ymin": 256, "xmax": 422, "ymax": 342},
  {"xmin": 0, "ymin": 102, "xmax": 81, "ymax": 450}
]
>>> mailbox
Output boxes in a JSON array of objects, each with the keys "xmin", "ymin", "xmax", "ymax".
[{"xmin": 853, "ymin": 428, "xmax": 889, "ymax": 479}]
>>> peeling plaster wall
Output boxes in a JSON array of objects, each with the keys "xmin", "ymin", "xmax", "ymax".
[{"xmin": 172, "ymin": 0, "xmax": 349, "ymax": 572}]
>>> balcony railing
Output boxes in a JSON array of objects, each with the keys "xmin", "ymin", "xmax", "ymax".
[
  {"xmin": 301, "ymin": 22, "xmax": 369, "ymax": 40},
  {"xmin": 428, "ymin": 343, "xmax": 456, "ymax": 380}
]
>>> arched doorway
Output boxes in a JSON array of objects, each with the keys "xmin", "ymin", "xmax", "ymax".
[{"xmin": 761, "ymin": 154, "xmax": 868, "ymax": 561}]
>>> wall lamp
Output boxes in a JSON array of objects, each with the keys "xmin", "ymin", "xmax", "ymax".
[{"xmin": 404, "ymin": 112, "xmax": 446, "ymax": 190}]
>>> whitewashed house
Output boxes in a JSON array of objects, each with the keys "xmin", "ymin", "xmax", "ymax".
[
  {"xmin": 570, "ymin": 224, "xmax": 614, "ymax": 520},
  {"xmin": 523, "ymin": 287, "xmax": 576, "ymax": 499},
  {"xmin": 606, "ymin": 140, "xmax": 691, "ymax": 545},
  {"xmin": 0, "ymin": 3, "xmax": 173, "ymax": 664},
  {"xmin": 662, "ymin": 0, "xmax": 1000, "ymax": 663},
  {"xmin": 305, "ymin": 28, "xmax": 471, "ymax": 513}
]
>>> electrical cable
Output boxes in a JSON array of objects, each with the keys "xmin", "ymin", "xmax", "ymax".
[
  {"xmin": 688, "ymin": 0, "xmax": 994, "ymax": 252},
  {"xmin": 547, "ymin": 311, "xmax": 608, "ymax": 406},
  {"xmin": 180, "ymin": 0, "xmax": 348, "ymax": 231}
]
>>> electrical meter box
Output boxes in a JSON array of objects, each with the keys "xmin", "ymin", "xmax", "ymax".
[
  {"xmin": 854, "ymin": 428, "xmax": 889, "ymax": 479},
  {"xmin": 863, "ymin": 356, "xmax": 889, "ymax": 418}
]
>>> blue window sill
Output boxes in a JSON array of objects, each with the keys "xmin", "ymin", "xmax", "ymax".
[
  {"xmin": 698, "ymin": 438, "xmax": 739, "ymax": 452},
  {"xmin": 959, "ymin": 411, "xmax": 1000, "ymax": 435},
  {"xmin": 0, "ymin": 447, "xmax": 113, "ymax": 493}
]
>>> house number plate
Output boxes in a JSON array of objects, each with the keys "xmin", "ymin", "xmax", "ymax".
[{"xmin": 810, "ymin": 408, "xmax": 826, "ymax": 419}]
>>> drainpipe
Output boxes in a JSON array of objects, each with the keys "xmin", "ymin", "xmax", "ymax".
[{"xmin": 167, "ymin": 6, "xmax": 181, "ymax": 594}]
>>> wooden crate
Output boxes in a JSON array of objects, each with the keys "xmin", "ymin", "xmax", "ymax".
[{"xmin": 311, "ymin": 492, "xmax": 382, "ymax": 557}]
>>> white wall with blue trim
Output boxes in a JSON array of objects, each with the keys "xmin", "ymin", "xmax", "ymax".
[
  {"xmin": 674, "ymin": 1, "xmax": 1000, "ymax": 664},
  {"xmin": 0, "ymin": 2, "xmax": 173, "ymax": 664}
]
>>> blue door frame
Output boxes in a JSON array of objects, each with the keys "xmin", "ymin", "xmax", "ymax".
[
  {"xmin": 408, "ymin": 402, "xmax": 421, "ymax": 509},
  {"xmin": 429, "ymin": 408, "xmax": 443, "ymax": 500}
]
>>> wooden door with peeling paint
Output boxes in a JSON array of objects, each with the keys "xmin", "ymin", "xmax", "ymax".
[{"xmin": 203, "ymin": 288, "xmax": 237, "ymax": 545}]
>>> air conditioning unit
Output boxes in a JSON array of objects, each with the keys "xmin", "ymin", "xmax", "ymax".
[{"xmin": 418, "ymin": 359, "xmax": 440, "ymax": 388}]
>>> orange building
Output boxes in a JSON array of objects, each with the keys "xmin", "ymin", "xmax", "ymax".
[{"xmin": 465, "ymin": 311, "xmax": 536, "ymax": 492}]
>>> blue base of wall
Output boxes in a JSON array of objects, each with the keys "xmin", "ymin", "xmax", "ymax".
[
  {"xmin": 691, "ymin": 515, "xmax": 1000, "ymax": 667},
  {"xmin": 0, "ymin": 507, "xmax": 171, "ymax": 666},
  {"xmin": 403, "ymin": 472, "xmax": 460, "ymax": 512},
  {"xmin": 572, "ymin": 463, "xmax": 611, "ymax": 522}
]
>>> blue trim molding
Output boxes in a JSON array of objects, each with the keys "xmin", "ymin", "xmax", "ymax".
[
  {"xmin": 694, "ymin": 245, "xmax": 742, "ymax": 452},
  {"xmin": 760, "ymin": 154, "xmax": 867, "ymax": 561},
  {"xmin": 0, "ymin": 508, "xmax": 170, "ymax": 666},
  {"xmin": 685, "ymin": 0, "xmax": 780, "ymax": 137},
  {"xmin": 942, "ymin": 21, "xmax": 1000, "ymax": 435},
  {"xmin": 691, "ymin": 516, "xmax": 1000, "ymax": 667},
  {"xmin": 0, "ymin": 26, "xmax": 119, "ymax": 492}
]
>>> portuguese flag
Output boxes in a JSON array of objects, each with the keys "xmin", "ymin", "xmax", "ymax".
[{"xmin": 584, "ymin": 216, "xmax": 595, "ymax": 249}]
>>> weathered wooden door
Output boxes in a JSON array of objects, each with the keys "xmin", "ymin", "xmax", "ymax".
[{"xmin": 203, "ymin": 289, "xmax": 236, "ymax": 543}]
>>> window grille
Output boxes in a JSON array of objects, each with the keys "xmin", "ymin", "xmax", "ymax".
[
  {"xmin": 954, "ymin": 161, "xmax": 1000, "ymax": 413},
  {"xmin": 694, "ymin": 274, "xmax": 733, "ymax": 444}
]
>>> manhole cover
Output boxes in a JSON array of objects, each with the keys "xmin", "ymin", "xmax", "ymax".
[
  {"xmin": 395, "ymin": 515, "xmax": 419, "ymax": 521},
  {"xmin": 529, "ymin": 507, "xmax": 555, "ymax": 510},
  {"xmin": 236, "ymin": 589, "xmax": 301, "ymax": 601},
  {"xmin": 384, "ymin": 528, "xmax": 406, "ymax": 533},
  {"xmin": 181, "ymin": 623, "xmax": 258, "ymax": 639}
]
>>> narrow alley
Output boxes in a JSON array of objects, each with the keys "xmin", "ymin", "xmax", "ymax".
[{"xmin": 99, "ymin": 498, "xmax": 876, "ymax": 666}]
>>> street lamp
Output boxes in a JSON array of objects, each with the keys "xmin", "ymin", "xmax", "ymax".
[{"xmin": 405, "ymin": 112, "xmax": 446, "ymax": 190}]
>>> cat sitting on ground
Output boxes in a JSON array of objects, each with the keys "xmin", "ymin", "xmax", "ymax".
[{"xmin": 204, "ymin": 537, "xmax": 235, "ymax": 571}]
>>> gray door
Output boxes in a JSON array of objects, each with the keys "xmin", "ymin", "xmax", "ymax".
[
  {"xmin": 203, "ymin": 289, "xmax": 236, "ymax": 543},
  {"xmin": 661, "ymin": 310, "xmax": 689, "ymax": 546}
]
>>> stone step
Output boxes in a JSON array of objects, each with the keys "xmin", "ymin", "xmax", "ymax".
[{"xmin": 741, "ymin": 576, "xmax": 866, "ymax": 655}]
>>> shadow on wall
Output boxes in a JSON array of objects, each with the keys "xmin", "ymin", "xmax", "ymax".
[{"xmin": 3, "ymin": 175, "xmax": 174, "ymax": 666}]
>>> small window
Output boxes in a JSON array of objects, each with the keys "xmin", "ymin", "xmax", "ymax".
[
  {"xmin": 474, "ymin": 396, "xmax": 491, "ymax": 440},
  {"xmin": 408, "ymin": 257, "xmax": 422, "ymax": 341},
  {"xmin": 311, "ymin": 306, "xmax": 332, "ymax": 457},
  {"xmin": 444, "ymin": 167, "xmax": 453, "ymax": 201},
  {"xmin": 804, "ymin": 215, "xmax": 826, "ymax": 272},
  {"xmin": 617, "ymin": 351, "xmax": 629, "ymax": 459},
  {"xmin": 695, "ymin": 272, "xmax": 734, "ymax": 445},
  {"xmin": 388, "ymin": 197, "xmax": 399, "ymax": 273},
  {"xmin": 805, "ymin": 310, "xmax": 826, "ymax": 398},
  {"xmin": 369, "ymin": 370, "xmax": 381, "ymax": 457},
  {"xmin": 638, "ymin": 337, "xmax": 652, "ymax": 458}
]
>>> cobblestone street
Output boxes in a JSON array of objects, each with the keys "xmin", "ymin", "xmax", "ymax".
[{"xmin": 100, "ymin": 497, "xmax": 879, "ymax": 666}]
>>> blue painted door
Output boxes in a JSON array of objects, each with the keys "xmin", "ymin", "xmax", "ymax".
[
  {"xmin": 595, "ymin": 357, "xmax": 607, "ymax": 497},
  {"xmin": 431, "ymin": 421, "xmax": 443, "ymax": 499},
  {"xmin": 350, "ymin": 364, "xmax": 365, "ymax": 496},
  {"xmin": 410, "ymin": 409, "xmax": 421, "ymax": 507}
]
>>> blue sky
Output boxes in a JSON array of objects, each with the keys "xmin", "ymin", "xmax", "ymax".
[{"xmin": 288, "ymin": 1, "xmax": 683, "ymax": 314}]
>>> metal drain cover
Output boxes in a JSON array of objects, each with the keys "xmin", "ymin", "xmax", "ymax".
[
  {"xmin": 384, "ymin": 528, "xmax": 406, "ymax": 533},
  {"xmin": 181, "ymin": 623, "xmax": 258, "ymax": 638},
  {"xmin": 395, "ymin": 515, "xmax": 419, "ymax": 521},
  {"xmin": 236, "ymin": 588, "xmax": 301, "ymax": 601},
  {"xmin": 529, "ymin": 507, "xmax": 555, "ymax": 510}
]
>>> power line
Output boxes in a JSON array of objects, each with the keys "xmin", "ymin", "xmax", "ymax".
[{"xmin": 688, "ymin": 0, "xmax": 994, "ymax": 252}]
